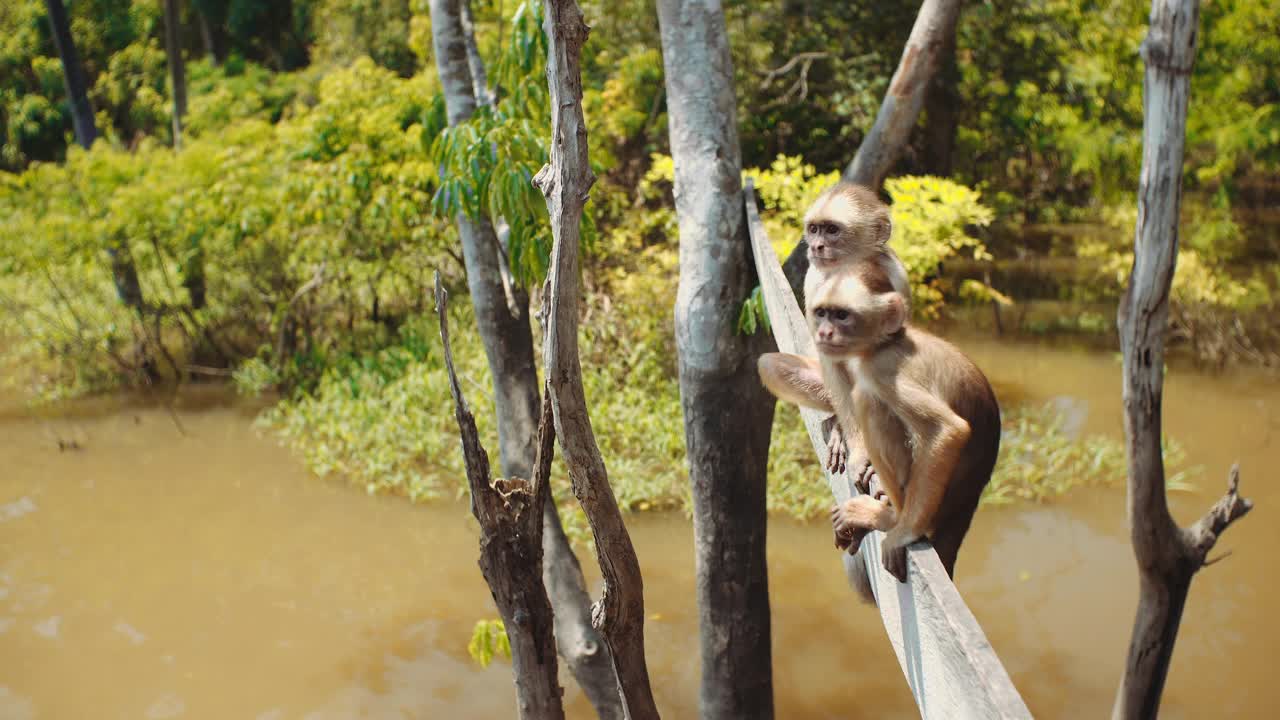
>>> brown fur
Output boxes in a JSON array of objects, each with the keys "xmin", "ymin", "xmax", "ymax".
[
  {"xmin": 801, "ymin": 181, "xmax": 910, "ymax": 314},
  {"xmin": 759, "ymin": 269, "xmax": 1000, "ymax": 599}
]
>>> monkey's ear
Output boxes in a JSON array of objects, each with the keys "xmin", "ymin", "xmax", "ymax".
[
  {"xmin": 877, "ymin": 215, "xmax": 893, "ymax": 245},
  {"xmin": 882, "ymin": 294, "xmax": 906, "ymax": 335}
]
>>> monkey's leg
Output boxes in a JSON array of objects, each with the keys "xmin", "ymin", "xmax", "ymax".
[
  {"xmin": 757, "ymin": 353, "xmax": 833, "ymax": 411},
  {"xmin": 877, "ymin": 383, "xmax": 971, "ymax": 582}
]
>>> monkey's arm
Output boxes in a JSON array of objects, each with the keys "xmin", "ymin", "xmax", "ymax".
[
  {"xmin": 756, "ymin": 353, "xmax": 834, "ymax": 412},
  {"xmin": 878, "ymin": 379, "xmax": 971, "ymax": 582}
]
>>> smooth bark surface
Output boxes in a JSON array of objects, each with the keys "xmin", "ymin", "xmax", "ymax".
[
  {"xmin": 655, "ymin": 2, "xmax": 775, "ymax": 718},
  {"xmin": 428, "ymin": 3, "xmax": 623, "ymax": 717},
  {"xmin": 1113, "ymin": 2, "xmax": 1252, "ymax": 718},
  {"xmin": 434, "ymin": 277, "xmax": 564, "ymax": 720},
  {"xmin": 843, "ymin": 0, "xmax": 963, "ymax": 188},
  {"xmin": 534, "ymin": 1, "xmax": 659, "ymax": 717},
  {"xmin": 782, "ymin": 0, "xmax": 963, "ymax": 295},
  {"xmin": 460, "ymin": 0, "xmax": 493, "ymax": 106}
]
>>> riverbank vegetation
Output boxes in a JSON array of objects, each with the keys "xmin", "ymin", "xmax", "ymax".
[{"xmin": 4, "ymin": 0, "xmax": 1272, "ymax": 519}]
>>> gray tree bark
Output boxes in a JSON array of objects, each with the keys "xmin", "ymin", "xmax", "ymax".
[
  {"xmin": 428, "ymin": 3, "xmax": 623, "ymax": 717},
  {"xmin": 1112, "ymin": 1, "xmax": 1252, "ymax": 718},
  {"xmin": 655, "ymin": 2, "xmax": 775, "ymax": 718},
  {"xmin": 435, "ymin": 277, "xmax": 564, "ymax": 720},
  {"xmin": 460, "ymin": 0, "xmax": 494, "ymax": 106},
  {"xmin": 844, "ymin": 0, "xmax": 963, "ymax": 188},
  {"xmin": 781, "ymin": 0, "xmax": 964, "ymax": 295},
  {"xmin": 534, "ymin": 1, "xmax": 659, "ymax": 716}
]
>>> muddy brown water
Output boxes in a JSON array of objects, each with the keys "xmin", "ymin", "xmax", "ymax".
[{"xmin": 2, "ymin": 337, "xmax": 1278, "ymax": 719}]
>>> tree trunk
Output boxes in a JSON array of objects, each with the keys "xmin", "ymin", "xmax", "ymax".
[
  {"xmin": 434, "ymin": 277, "xmax": 564, "ymax": 720},
  {"xmin": 843, "ymin": 0, "xmax": 963, "ymax": 188},
  {"xmin": 164, "ymin": 0, "xmax": 207, "ymax": 311},
  {"xmin": 655, "ymin": 2, "xmax": 775, "ymax": 718},
  {"xmin": 46, "ymin": 0, "xmax": 147, "ymax": 313},
  {"xmin": 1112, "ymin": 2, "xmax": 1252, "ymax": 718},
  {"xmin": 195, "ymin": 6, "xmax": 218, "ymax": 65},
  {"xmin": 921, "ymin": 22, "xmax": 959, "ymax": 177},
  {"xmin": 163, "ymin": 0, "xmax": 188, "ymax": 149},
  {"xmin": 460, "ymin": 0, "xmax": 493, "ymax": 106},
  {"xmin": 534, "ymin": 1, "xmax": 659, "ymax": 717},
  {"xmin": 428, "ymin": 3, "xmax": 624, "ymax": 718},
  {"xmin": 781, "ymin": 0, "xmax": 963, "ymax": 295},
  {"xmin": 44, "ymin": 0, "xmax": 96, "ymax": 150}
]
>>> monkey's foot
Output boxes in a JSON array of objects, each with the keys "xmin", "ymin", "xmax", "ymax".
[
  {"xmin": 831, "ymin": 496, "xmax": 896, "ymax": 552},
  {"xmin": 852, "ymin": 459, "xmax": 878, "ymax": 496},
  {"xmin": 880, "ymin": 527, "xmax": 921, "ymax": 583}
]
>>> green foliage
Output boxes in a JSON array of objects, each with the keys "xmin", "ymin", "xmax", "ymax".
[
  {"xmin": 0, "ymin": 0, "xmax": 323, "ymax": 170},
  {"xmin": 312, "ymin": 0, "xmax": 417, "ymax": 76},
  {"xmin": 467, "ymin": 618, "xmax": 511, "ymax": 668},
  {"xmin": 1, "ymin": 58, "xmax": 448, "ymax": 398},
  {"xmin": 885, "ymin": 176, "xmax": 996, "ymax": 318},
  {"xmin": 428, "ymin": 2, "xmax": 563, "ymax": 284},
  {"xmin": 986, "ymin": 402, "xmax": 1197, "ymax": 505}
]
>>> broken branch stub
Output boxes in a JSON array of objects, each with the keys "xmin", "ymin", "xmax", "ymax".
[{"xmin": 433, "ymin": 273, "xmax": 565, "ymax": 720}]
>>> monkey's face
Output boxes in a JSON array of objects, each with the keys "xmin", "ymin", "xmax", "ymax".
[
  {"xmin": 809, "ymin": 304, "xmax": 867, "ymax": 358},
  {"xmin": 804, "ymin": 219, "xmax": 852, "ymax": 268},
  {"xmin": 808, "ymin": 274, "xmax": 905, "ymax": 359}
]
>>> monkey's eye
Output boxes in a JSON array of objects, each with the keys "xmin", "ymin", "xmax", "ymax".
[
  {"xmin": 814, "ymin": 308, "xmax": 827, "ymax": 319},
  {"xmin": 833, "ymin": 309, "xmax": 850, "ymax": 322},
  {"xmin": 824, "ymin": 223, "xmax": 839, "ymax": 234},
  {"xmin": 807, "ymin": 223, "xmax": 819, "ymax": 234}
]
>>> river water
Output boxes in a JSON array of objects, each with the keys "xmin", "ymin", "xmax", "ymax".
[{"xmin": 2, "ymin": 337, "xmax": 1277, "ymax": 719}]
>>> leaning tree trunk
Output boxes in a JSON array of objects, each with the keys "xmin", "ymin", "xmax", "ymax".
[
  {"xmin": 1112, "ymin": 1, "xmax": 1252, "ymax": 718},
  {"xmin": 655, "ymin": 2, "xmax": 775, "ymax": 718},
  {"xmin": 427, "ymin": 2, "xmax": 624, "ymax": 717},
  {"xmin": 435, "ymin": 277, "xmax": 564, "ymax": 720},
  {"xmin": 44, "ymin": 0, "xmax": 96, "ymax": 150},
  {"xmin": 534, "ymin": 1, "xmax": 660, "ymax": 717},
  {"xmin": 781, "ymin": 0, "xmax": 963, "ymax": 297},
  {"xmin": 45, "ymin": 0, "xmax": 145, "ymax": 313}
]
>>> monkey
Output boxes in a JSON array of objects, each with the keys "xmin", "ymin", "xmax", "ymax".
[
  {"xmin": 759, "ymin": 267, "xmax": 1000, "ymax": 598},
  {"xmin": 799, "ymin": 182, "xmax": 911, "ymax": 475}
]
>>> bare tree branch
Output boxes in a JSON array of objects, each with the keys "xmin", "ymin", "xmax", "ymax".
[
  {"xmin": 1112, "ymin": 2, "xmax": 1253, "ymax": 718},
  {"xmin": 434, "ymin": 273, "xmax": 564, "ymax": 720},
  {"xmin": 534, "ymin": 1, "xmax": 660, "ymax": 716}
]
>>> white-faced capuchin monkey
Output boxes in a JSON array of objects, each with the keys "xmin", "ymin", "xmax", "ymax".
[
  {"xmin": 758, "ymin": 267, "xmax": 1000, "ymax": 600},
  {"xmin": 800, "ymin": 182, "xmax": 911, "ymax": 474}
]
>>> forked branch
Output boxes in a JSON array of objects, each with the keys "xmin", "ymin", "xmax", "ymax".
[{"xmin": 533, "ymin": 1, "xmax": 660, "ymax": 717}]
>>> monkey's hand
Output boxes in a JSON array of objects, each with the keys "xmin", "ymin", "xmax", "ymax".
[
  {"xmin": 880, "ymin": 526, "xmax": 921, "ymax": 584},
  {"xmin": 822, "ymin": 416, "xmax": 848, "ymax": 475}
]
